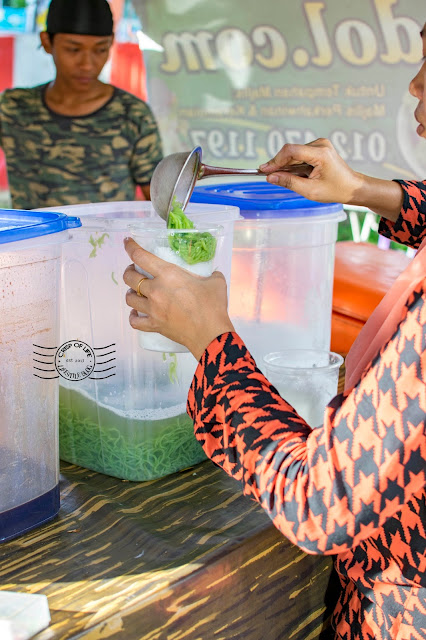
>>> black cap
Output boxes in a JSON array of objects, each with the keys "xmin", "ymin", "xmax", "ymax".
[{"xmin": 46, "ymin": 0, "xmax": 114, "ymax": 36}]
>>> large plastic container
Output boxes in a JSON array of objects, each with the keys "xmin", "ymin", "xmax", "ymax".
[
  {"xmin": 0, "ymin": 209, "xmax": 81, "ymax": 542},
  {"xmin": 191, "ymin": 182, "xmax": 346, "ymax": 367},
  {"xmin": 38, "ymin": 201, "xmax": 239, "ymax": 481}
]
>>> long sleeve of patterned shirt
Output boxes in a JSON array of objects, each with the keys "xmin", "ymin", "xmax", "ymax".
[{"xmin": 187, "ymin": 180, "xmax": 426, "ymax": 640}]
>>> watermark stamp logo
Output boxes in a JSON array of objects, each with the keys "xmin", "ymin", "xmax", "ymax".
[
  {"xmin": 33, "ymin": 341, "xmax": 117, "ymax": 381},
  {"xmin": 55, "ymin": 341, "xmax": 95, "ymax": 381}
]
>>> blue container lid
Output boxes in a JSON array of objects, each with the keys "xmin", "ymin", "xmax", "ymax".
[
  {"xmin": 190, "ymin": 182, "xmax": 343, "ymax": 219},
  {"xmin": 0, "ymin": 209, "xmax": 82, "ymax": 245}
]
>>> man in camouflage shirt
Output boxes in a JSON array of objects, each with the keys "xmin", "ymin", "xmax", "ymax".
[{"xmin": 0, "ymin": 0, "xmax": 163, "ymax": 210}]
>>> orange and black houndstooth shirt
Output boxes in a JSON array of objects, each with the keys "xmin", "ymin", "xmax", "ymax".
[{"xmin": 187, "ymin": 180, "xmax": 426, "ymax": 640}]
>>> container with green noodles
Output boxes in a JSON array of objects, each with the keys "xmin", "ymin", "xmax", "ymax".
[
  {"xmin": 59, "ymin": 382, "xmax": 206, "ymax": 482},
  {"xmin": 40, "ymin": 200, "xmax": 239, "ymax": 481},
  {"xmin": 58, "ymin": 344, "xmax": 210, "ymax": 481}
]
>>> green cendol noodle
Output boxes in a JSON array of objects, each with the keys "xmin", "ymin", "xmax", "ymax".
[
  {"xmin": 59, "ymin": 387, "xmax": 206, "ymax": 481},
  {"xmin": 167, "ymin": 197, "xmax": 217, "ymax": 265}
]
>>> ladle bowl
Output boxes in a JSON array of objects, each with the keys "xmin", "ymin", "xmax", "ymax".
[{"xmin": 150, "ymin": 146, "xmax": 312, "ymax": 222}]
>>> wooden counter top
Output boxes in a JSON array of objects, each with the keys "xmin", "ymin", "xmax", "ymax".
[{"xmin": 0, "ymin": 460, "xmax": 334, "ymax": 639}]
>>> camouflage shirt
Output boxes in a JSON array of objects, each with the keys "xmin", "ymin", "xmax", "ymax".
[{"xmin": 0, "ymin": 84, "xmax": 163, "ymax": 210}]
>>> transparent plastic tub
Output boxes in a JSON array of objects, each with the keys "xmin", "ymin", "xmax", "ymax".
[
  {"xmin": 38, "ymin": 201, "xmax": 239, "ymax": 481},
  {"xmin": 263, "ymin": 349, "xmax": 343, "ymax": 428},
  {"xmin": 191, "ymin": 183, "xmax": 346, "ymax": 368},
  {"xmin": 0, "ymin": 209, "xmax": 80, "ymax": 542}
]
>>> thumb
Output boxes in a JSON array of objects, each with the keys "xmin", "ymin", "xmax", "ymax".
[
  {"xmin": 210, "ymin": 269, "xmax": 227, "ymax": 287},
  {"xmin": 266, "ymin": 172, "xmax": 308, "ymax": 194}
]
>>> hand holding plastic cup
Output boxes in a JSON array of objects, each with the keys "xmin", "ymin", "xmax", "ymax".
[
  {"xmin": 263, "ymin": 349, "xmax": 343, "ymax": 428},
  {"xmin": 129, "ymin": 223, "xmax": 224, "ymax": 353}
]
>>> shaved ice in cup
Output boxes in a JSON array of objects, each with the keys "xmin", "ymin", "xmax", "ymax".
[{"xmin": 129, "ymin": 222, "xmax": 224, "ymax": 353}]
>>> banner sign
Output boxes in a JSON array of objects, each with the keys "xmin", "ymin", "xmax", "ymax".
[{"xmin": 138, "ymin": 0, "xmax": 425, "ymax": 180}]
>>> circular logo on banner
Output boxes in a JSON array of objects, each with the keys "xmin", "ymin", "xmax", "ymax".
[{"xmin": 55, "ymin": 341, "xmax": 96, "ymax": 381}]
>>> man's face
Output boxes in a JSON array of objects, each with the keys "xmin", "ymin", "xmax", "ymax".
[
  {"xmin": 40, "ymin": 33, "xmax": 113, "ymax": 92},
  {"xmin": 409, "ymin": 23, "xmax": 426, "ymax": 139}
]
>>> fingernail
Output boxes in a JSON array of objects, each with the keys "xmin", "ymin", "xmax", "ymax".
[
  {"xmin": 259, "ymin": 162, "xmax": 269, "ymax": 170},
  {"xmin": 267, "ymin": 174, "xmax": 278, "ymax": 184}
]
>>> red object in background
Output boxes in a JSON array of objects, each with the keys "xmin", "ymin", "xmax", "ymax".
[
  {"xmin": 0, "ymin": 37, "xmax": 13, "ymax": 191},
  {"xmin": 135, "ymin": 185, "xmax": 146, "ymax": 199},
  {"xmin": 0, "ymin": 151, "xmax": 8, "ymax": 191},
  {"xmin": 0, "ymin": 36, "xmax": 14, "ymax": 92},
  {"xmin": 110, "ymin": 42, "xmax": 147, "ymax": 102}
]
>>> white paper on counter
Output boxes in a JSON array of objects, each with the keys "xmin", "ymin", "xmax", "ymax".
[{"xmin": 0, "ymin": 591, "xmax": 50, "ymax": 640}]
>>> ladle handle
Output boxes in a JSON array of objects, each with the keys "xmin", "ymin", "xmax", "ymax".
[
  {"xmin": 199, "ymin": 163, "xmax": 312, "ymax": 179},
  {"xmin": 199, "ymin": 165, "xmax": 261, "ymax": 178}
]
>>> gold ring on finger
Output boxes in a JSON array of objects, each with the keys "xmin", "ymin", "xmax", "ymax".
[{"xmin": 136, "ymin": 276, "xmax": 147, "ymax": 297}]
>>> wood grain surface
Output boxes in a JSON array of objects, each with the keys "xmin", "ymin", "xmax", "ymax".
[{"xmin": 0, "ymin": 460, "xmax": 335, "ymax": 640}]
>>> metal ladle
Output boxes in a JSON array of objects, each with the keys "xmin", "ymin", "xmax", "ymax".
[{"xmin": 150, "ymin": 146, "xmax": 312, "ymax": 222}]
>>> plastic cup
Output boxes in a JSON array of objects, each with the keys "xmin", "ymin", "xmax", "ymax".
[
  {"xmin": 129, "ymin": 223, "xmax": 224, "ymax": 353},
  {"xmin": 263, "ymin": 349, "xmax": 343, "ymax": 428}
]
